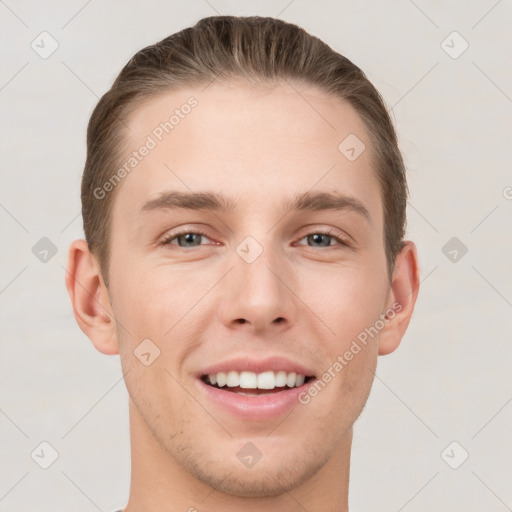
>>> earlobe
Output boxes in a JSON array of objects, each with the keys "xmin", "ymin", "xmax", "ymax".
[
  {"xmin": 65, "ymin": 239, "xmax": 119, "ymax": 355},
  {"xmin": 378, "ymin": 241, "xmax": 420, "ymax": 356}
]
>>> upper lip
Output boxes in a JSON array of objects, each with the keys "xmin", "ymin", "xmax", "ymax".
[{"xmin": 197, "ymin": 355, "xmax": 316, "ymax": 378}]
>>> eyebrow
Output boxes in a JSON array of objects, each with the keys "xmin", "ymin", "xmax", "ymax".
[{"xmin": 141, "ymin": 190, "xmax": 371, "ymax": 223}]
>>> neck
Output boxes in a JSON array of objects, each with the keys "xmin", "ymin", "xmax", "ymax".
[{"xmin": 124, "ymin": 399, "xmax": 351, "ymax": 512}]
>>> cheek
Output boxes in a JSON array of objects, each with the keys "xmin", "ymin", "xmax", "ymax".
[
  {"xmin": 298, "ymin": 263, "xmax": 387, "ymax": 343},
  {"xmin": 109, "ymin": 260, "xmax": 201, "ymax": 337},
  {"xmin": 299, "ymin": 265, "xmax": 384, "ymax": 402}
]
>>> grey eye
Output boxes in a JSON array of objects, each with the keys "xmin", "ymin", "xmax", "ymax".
[
  {"xmin": 308, "ymin": 234, "xmax": 332, "ymax": 247},
  {"xmin": 174, "ymin": 233, "xmax": 204, "ymax": 247}
]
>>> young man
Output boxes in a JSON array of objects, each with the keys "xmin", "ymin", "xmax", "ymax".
[{"xmin": 66, "ymin": 15, "xmax": 420, "ymax": 512}]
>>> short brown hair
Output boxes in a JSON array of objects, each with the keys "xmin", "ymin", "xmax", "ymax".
[{"xmin": 81, "ymin": 15, "xmax": 408, "ymax": 285}]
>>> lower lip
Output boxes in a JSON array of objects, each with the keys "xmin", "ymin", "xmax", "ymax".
[{"xmin": 196, "ymin": 378, "xmax": 315, "ymax": 421}]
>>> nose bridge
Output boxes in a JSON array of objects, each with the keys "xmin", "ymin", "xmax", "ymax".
[
  {"xmin": 220, "ymin": 235, "xmax": 297, "ymax": 331},
  {"xmin": 238, "ymin": 239, "xmax": 281, "ymax": 295}
]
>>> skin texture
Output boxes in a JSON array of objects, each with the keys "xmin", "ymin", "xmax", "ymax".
[{"xmin": 66, "ymin": 80, "xmax": 420, "ymax": 512}]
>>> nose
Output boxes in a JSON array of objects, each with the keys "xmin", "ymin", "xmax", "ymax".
[{"xmin": 218, "ymin": 245, "xmax": 299, "ymax": 334}]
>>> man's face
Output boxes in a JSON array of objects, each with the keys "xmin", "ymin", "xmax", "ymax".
[{"xmin": 107, "ymin": 81, "xmax": 391, "ymax": 496}]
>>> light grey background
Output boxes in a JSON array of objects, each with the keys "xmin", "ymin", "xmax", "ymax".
[{"xmin": 1, "ymin": 1, "xmax": 511, "ymax": 510}]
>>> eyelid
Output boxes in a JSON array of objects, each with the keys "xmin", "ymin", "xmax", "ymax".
[
  {"xmin": 159, "ymin": 226, "xmax": 216, "ymax": 246},
  {"xmin": 159, "ymin": 224, "xmax": 352, "ymax": 248},
  {"xmin": 295, "ymin": 226, "xmax": 352, "ymax": 247}
]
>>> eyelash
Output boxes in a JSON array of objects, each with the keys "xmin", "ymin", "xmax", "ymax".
[{"xmin": 160, "ymin": 228, "xmax": 351, "ymax": 249}]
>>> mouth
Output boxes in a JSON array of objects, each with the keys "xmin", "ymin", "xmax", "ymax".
[
  {"xmin": 200, "ymin": 371, "xmax": 315, "ymax": 395},
  {"xmin": 196, "ymin": 363, "xmax": 317, "ymax": 421}
]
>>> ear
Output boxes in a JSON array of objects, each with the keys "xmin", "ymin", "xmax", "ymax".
[
  {"xmin": 64, "ymin": 239, "xmax": 119, "ymax": 355},
  {"xmin": 378, "ymin": 241, "xmax": 420, "ymax": 356}
]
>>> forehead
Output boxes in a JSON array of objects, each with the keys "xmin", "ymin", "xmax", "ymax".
[{"xmin": 111, "ymin": 80, "xmax": 382, "ymax": 225}]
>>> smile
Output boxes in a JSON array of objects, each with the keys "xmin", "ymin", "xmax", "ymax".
[
  {"xmin": 195, "ymin": 357, "xmax": 318, "ymax": 421},
  {"xmin": 201, "ymin": 370, "xmax": 313, "ymax": 394}
]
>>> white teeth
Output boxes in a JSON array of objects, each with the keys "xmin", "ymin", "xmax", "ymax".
[
  {"xmin": 205, "ymin": 370, "xmax": 309, "ymax": 389},
  {"xmin": 227, "ymin": 370, "xmax": 239, "ymax": 387},
  {"xmin": 257, "ymin": 371, "xmax": 275, "ymax": 389},
  {"xmin": 239, "ymin": 371, "xmax": 257, "ymax": 388},
  {"xmin": 275, "ymin": 370, "xmax": 287, "ymax": 387},
  {"xmin": 286, "ymin": 372, "xmax": 297, "ymax": 387},
  {"xmin": 216, "ymin": 372, "xmax": 227, "ymax": 387}
]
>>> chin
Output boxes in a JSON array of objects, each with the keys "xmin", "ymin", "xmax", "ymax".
[
  {"xmin": 190, "ymin": 458, "xmax": 322, "ymax": 498},
  {"xmin": 170, "ymin": 437, "xmax": 329, "ymax": 498}
]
